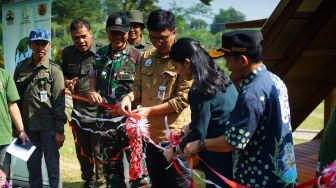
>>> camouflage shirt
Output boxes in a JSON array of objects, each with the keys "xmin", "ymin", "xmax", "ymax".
[{"xmin": 93, "ymin": 44, "xmax": 141, "ymax": 107}]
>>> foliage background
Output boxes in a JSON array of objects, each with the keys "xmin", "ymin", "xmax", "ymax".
[{"xmin": 0, "ymin": 0, "xmax": 247, "ymax": 69}]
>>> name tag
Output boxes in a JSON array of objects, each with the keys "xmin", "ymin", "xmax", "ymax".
[
  {"xmin": 40, "ymin": 90, "xmax": 48, "ymax": 102},
  {"xmin": 157, "ymin": 85, "xmax": 166, "ymax": 100}
]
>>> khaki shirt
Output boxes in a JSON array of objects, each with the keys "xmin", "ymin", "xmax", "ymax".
[
  {"xmin": 61, "ymin": 40, "xmax": 103, "ymax": 117},
  {"xmin": 14, "ymin": 57, "xmax": 66, "ymax": 133},
  {"xmin": 132, "ymin": 49, "xmax": 192, "ymax": 142},
  {"xmin": 132, "ymin": 38, "xmax": 154, "ymax": 54}
]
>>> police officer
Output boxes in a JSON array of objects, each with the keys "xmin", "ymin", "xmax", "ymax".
[
  {"xmin": 88, "ymin": 12, "xmax": 143, "ymax": 187},
  {"xmin": 61, "ymin": 18, "xmax": 106, "ymax": 188},
  {"xmin": 127, "ymin": 10, "xmax": 153, "ymax": 53},
  {"xmin": 14, "ymin": 28, "xmax": 66, "ymax": 188}
]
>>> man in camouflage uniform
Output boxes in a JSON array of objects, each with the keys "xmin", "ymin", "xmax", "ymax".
[
  {"xmin": 61, "ymin": 18, "xmax": 106, "ymax": 188},
  {"xmin": 14, "ymin": 28, "xmax": 66, "ymax": 188},
  {"xmin": 127, "ymin": 10, "xmax": 153, "ymax": 54},
  {"xmin": 88, "ymin": 12, "xmax": 143, "ymax": 188}
]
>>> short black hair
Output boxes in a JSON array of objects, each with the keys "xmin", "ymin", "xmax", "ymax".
[
  {"xmin": 70, "ymin": 18, "xmax": 91, "ymax": 32},
  {"xmin": 147, "ymin": 9, "xmax": 175, "ymax": 32}
]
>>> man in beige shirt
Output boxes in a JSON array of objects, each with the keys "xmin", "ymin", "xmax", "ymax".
[{"xmin": 120, "ymin": 9, "xmax": 192, "ymax": 188}]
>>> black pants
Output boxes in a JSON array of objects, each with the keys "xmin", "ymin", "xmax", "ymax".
[
  {"xmin": 200, "ymin": 151, "xmax": 233, "ymax": 188},
  {"xmin": 71, "ymin": 119, "xmax": 105, "ymax": 187},
  {"xmin": 26, "ymin": 130, "xmax": 60, "ymax": 188},
  {"xmin": 145, "ymin": 142, "xmax": 191, "ymax": 188}
]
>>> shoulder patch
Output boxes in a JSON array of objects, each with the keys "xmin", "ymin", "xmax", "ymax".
[{"xmin": 49, "ymin": 60, "xmax": 62, "ymax": 70}]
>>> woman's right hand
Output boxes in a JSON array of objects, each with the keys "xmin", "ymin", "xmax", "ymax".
[{"xmin": 119, "ymin": 95, "xmax": 133, "ymax": 116}]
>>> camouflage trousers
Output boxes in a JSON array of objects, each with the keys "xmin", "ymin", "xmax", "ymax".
[{"xmin": 99, "ymin": 121, "xmax": 148, "ymax": 188}]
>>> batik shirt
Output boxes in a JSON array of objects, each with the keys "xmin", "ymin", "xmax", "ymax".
[
  {"xmin": 223, "ymin": 64, "xmax": 297, "ymax": 188},
  {"xmin": 93, "ymin": 44, "xmax": 140, "ymax": 128}
]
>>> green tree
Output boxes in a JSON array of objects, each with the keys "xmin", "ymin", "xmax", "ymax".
[
  {"xmin": 190, "ymin": 18, "xmax": 207, "ymax": 30},
  {"xmin": 210, "ymin": 7, "xmax": 246, "ymax": 34},
  {"xmin": 52, "ymin": 0, "xmax": 105, "ymax": 25},
  {"xmin": 104, "ymin": 0, "xmax": 159, "ymax": 15}
]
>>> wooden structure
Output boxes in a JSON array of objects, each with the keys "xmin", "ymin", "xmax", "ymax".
[
  {"xmin": 261, "ymin": 0, "xmax": 336, "ymax": 131},
  {"xmin": 226, "ymin": 0, "xmax": 336, "ymax": 185},
  {"xmin": 227, "ymin": 0, "xmax": 336, "ymax": 130}
]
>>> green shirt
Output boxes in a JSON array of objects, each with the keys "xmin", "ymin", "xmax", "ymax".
[
  {"xmin": 0, "ymin": 68, "xmax": 20, "ymax": 145},
  {"xmin": 61, "ymin": 40, "xmax": 103, "ymax": 117},
  {"xmin": 14, "ymin": 57, "xmax": 66, "ymax": 133}
]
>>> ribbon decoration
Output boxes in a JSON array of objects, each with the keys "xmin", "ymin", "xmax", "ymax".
[
  {"xmin": 65, "ymin": 90, "xmax": 119, "ymax": 110},
  {"xmin": 197, "ymin": 156, "xmax": 248, "ymax": 188},
  {"xmin": 123, "ymin": 116, "xmax": 149, "ymax": 181},
  {"xmin": 66, "ymin": 92, "xmax": 268, "ymax": 187},
  {"xmin": 316, "ymin": 161, "xmax": 336, "ymax": 188}
]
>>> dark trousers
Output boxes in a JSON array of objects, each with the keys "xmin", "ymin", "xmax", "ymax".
[
  {"xmin": 200, "ymin": 151, "xmax": 233, "ymax": 188},
  {"xmin": 26, "ymin": 130, "xmax": 60, "ymax": 188},
  {"xmin": 145, "ymin": 142, "xmax": 191, "ymax": 188},
  {"xmin": 71, "ymin": 119, "xmax": 106, "ymax": 188}
]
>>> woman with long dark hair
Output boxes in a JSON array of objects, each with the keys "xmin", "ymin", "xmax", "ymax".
[{"xmin": 163, "ymin": 38, "xmax": 238, "ymax": 188}]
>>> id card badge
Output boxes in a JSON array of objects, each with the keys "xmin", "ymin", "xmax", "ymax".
[
  {"xmin": 157, "ymin": 85, "xmax": 166, "ymax": 100},
  {"xmin": 40, "ymin": 90, "xmax": 48, "ymax": 102}
]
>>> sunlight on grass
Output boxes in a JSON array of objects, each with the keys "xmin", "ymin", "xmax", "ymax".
[
  {"xmin": 298, "ymin": 102, "xmax": 324, "ymax": 130},
  {"xmin": 60, "ymin": 123, "xmax": 84, "ymax": 187}
]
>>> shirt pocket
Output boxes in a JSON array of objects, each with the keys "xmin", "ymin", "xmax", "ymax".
[
  {"xmin": 141, "ymin": 67, "xmax": 154, "ymax": 90},
  {"xmin": 80, "ymin": 59, "xmax": 93, "ymax": 76},
  {"xmin": 162, "ymin": 71, "xmax": 177, "ymax": 98}
]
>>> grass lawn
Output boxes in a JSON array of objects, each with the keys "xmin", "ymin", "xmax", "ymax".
[{"xmin": 298, "ymin": 102, "xmax": 324, "ymax": 130}]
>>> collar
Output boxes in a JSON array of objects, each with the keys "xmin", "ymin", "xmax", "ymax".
[
  {"xmin": 134, "ymin": 38, "xmax": 147, "ymax": 49},
  {"xmin": 28, "ymin": 56, "xmax": 49, "ymax": 69},
  {"xmin": 108, "ymin": 43, "xmax": 131, "ymax": 59},
  {"xmin": 154, "ymin": 50, "xmax": 170, "ymax": 62},
  {"xmin": 89, "ymin": 40, "xmax": 98, "ymax": 53},
  {"xmin": 239, "ymin": 64, "xmax": 266, "ymax": 89},
  {"xmin": 73, "ymin": 40, "xmax": 98, "ymax": 54}
]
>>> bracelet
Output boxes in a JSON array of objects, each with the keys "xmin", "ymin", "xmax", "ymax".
[{"xmin": 198, "ymin": 139, "xmax": 206, "ymax": 151}]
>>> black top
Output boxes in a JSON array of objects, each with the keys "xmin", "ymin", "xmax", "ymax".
[{"xmin": 179, "ymin": 83, "xmax": 238, "ymax": 151}]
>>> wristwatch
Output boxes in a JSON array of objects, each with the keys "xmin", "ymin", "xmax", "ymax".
[{"xmin": 198, "ymin": 139, "xmax": 206, "ymax": 151}]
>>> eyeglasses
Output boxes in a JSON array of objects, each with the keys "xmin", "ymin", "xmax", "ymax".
[{"xmin": 148, "ymin": 32, "xmax": 173, "ymax": 43}]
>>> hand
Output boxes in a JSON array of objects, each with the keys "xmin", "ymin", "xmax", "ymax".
[
  {"xmin": 88, "ymin": 91, "xmax": 102, "ymax": 104},
  {"xmin": 55, "ymin": 132, "xmax": 65, "ymax": 149},
  {"xmin": 119, "ymin": 95, "xmax": 133, "ymax": 116},
  {"xmin": 184, "ymin": 140, "xmax": 200, "ymax": 158},
  {"xmin": 65, "ymin": 77, "xmax": 78, "ymax": 93},
  {"xmin": 163, "ymin": 148, "xmax": 176, "ymax": 162},
  {"xmin": 132, "ymin": 107, "xmax": 152, "ymax": 118},
  {"xmin": 181, "ymin": 124, "xmax": 190, "ymax": 136},
  {"xmin": 18, "ymin": 131, "xmax": 30, "ymax": 144}
]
